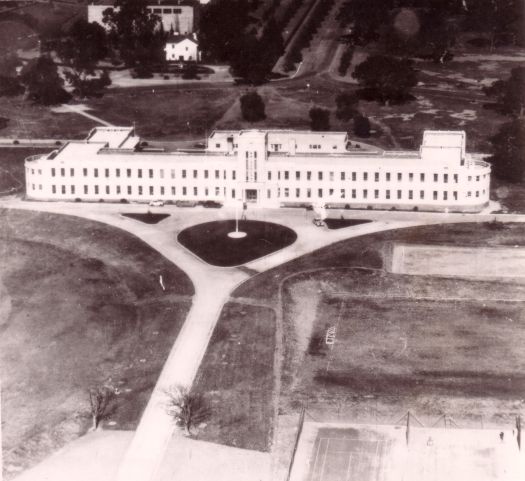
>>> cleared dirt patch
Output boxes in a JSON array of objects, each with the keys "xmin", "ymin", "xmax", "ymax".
[{"xmin": 0, "ymin": 209, "xmax": 192, "ymax": 478}]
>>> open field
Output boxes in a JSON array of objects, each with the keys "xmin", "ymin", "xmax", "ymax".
[
  {"xmin": 0, "ymin": 209, "xmax": 193, "ymax": 478},
  {"xmin": 0, "ymin": 20, "xmax": 38, "ymax": 52},
  {"xmin": 290, "ymin": 424, "xmax": 524, "ymax": 481},
  {"xmin": 0, "ymin": 147, "xmax": 50, "ymax": 194},
  {"xmin": 192, "ymin": 302, "xmax": 276, "ymax": 451}
]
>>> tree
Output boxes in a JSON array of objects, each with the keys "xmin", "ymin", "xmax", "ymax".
[
  {"xmin": 352, "ymin": 55, "xmax": 418, "ymax": 104},
  {"xmin": 240, "ymin": 91, "xmax": 266, "ymax": 121},
  {"xmin": 483, "ymin": 67, "xmax": 525, "ymax": 118},
  {"xmin": 165, "ymin": 385, "xmax": 209, "ymax": 435},
  {"xmin": 309, "ymin": 107, "xmax": 330, "ymax": 131},
  {"xmin": 19, "ymin": 56, "xmax": 71, "ymax": 105},
  {"xmin": 56, "ymin": 19, "xmax": 109, "ymax": 98},
  {"xmin": 89, "ymin": 386, "xmax": 114, "ymax": 430},
  {"xmin": 0, "ymin": 53, "xmax": 24, "ymax": 97},
  {"xmin": 103, "ymin": 0, "xmax": 164, "ymax": 76},
  {"xmin": 489, "ymin": 118, "xmax": 525, "ymax": 182},
  {"xmin": 335, "ymin": 92, "xmax": 359, "ymax": 121},
  {"xmin": 353, "ymin": 114, "xmax": 371, "ymax": 137}
]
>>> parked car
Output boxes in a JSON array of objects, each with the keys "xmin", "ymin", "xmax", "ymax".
[
  {"xmin": 149, "ymin": 200, "xmax": 164, "ymax": 207},
  {"xmin": 312, "ymin": 218, "xmax": 325, "ymax": 227},
  {"xmin": 200, "ymin": 200, "xmax": 222, "ymax": 208}
]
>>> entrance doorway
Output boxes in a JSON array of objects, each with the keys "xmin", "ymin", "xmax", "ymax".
[{"xmin": 245, "ymin": 189, "xmax": 258, "ymax": 203}]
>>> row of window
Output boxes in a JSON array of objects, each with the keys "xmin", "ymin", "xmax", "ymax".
[
  {"xmin": 46, "ymin": 184, "xmax": 485, "ymax": 201},
  {"xmin": 41, "ymin": 167, "xmax": 488, "ymax": 184}
]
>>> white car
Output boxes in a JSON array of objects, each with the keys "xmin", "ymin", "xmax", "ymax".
[{"xmin": 149, "ymin": 200, "xmax": 164, "ymax": 207}]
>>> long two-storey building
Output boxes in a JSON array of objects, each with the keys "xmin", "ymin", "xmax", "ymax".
[{"xmin": 25, "ymin": 127, "xmax": 491, "ymax": 212}]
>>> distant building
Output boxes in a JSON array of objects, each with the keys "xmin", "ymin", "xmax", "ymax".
[
  {"xmin": 88, "ymin": 0, "xmax": 195, "ymax": 34},
  {"xmin": 164, "ymin": 34, "xmax": 200, "ymax": 61},
  {"xmin": 25, "ymin": 127, "xmax": 491, "ymax": 212}
]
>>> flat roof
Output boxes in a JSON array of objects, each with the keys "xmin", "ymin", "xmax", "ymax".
[{"xmin": 86, "ymin": 127, "xmax": 135, "ymax": 149}]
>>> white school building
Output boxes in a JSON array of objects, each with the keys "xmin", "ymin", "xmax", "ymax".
[{"xmin": 25, "ymin": 127, "xmax": 491, "ymax": 212}]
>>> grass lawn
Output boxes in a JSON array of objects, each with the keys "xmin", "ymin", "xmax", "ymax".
[
  {"xmin": 325, "ymin": 218, "xmax": 371, "ymax": 229},
  {"xmin": 122, "ymin": 212, "xmax": 171, "ymax": 224},
  {"xmin": 0, "ymin": 147, "xmax": 50, "ymax": 194},
  {"xmin": 0, "ymin": 209, "xmax": 193, "ymax": 478},
  {"xmin": 177, "ymin": 220, "xmax": 297, "ymax": 266},
  {"xmin": 192, "ymin": 302, "xmax": 276, "ymax": 451}
]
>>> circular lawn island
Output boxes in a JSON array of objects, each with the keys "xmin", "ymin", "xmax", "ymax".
[{"xmin": 177, "ymin": 220, "xmax": 297, "ymax": 266}]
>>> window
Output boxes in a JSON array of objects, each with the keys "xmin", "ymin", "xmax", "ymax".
[
  {"xmin": 138, "ymin": 186, "xmax": 142, "ymax": 195},
  {"xmin": 215, "ymin": 187, "xmax": 220, "ymax": 196},
  {"xmin": 215, "ymin": 143, "xmax": 220, "ymax": 148},
  {"xmin": 468, "ymin": 176, "xmax": 472, "ymax": 181},
  {"xmin": 268, "ymin": 189, "xmax": 271, "ymax": 198},
  {"xmin": 182, "ymin": 169, "xmax": 186, "ymax": 178},
  {"xmin": 397, "ymin": 190, "xmax": 402, "ymax": 199},
  {"xmin": 204, "ymin": 170, "xmax": 209, "ymax": 179},
  {"xmin": 31, "ymin": 184, "xmax": 35, "ymax": 190},
  {"xmin": 467, "ymin": 191, "xmax": 471, "ymax": 197},
  {"xmin": 94, "ymin": 185, "xmax": 99, "ymax": 195},
  {"xmin": 374, "ymin": 172, "xmax": 379, "ymax": 182},
  {"xmin": 453, "ymin": 174, "xmax": 458, "ymax": 183},
  {"xmin": 84, "ymin": 185, "xmax": 88, "ymax": 194},
  {"xmin": 183, "ymin": 187, "xmax": 187, "ymax": 195},
  {"xmin": 296, "ymin": 171, "xmax": 301, "ymax": 181},
  {"xmin": 386, "ymin": 172, "xmax": 391, "ymax": 181},
  {"xmin": 105, "ymin": 168, "xmax": 109, "ymax": 178},
  {"xmin": 149, "ymin": 186, "xmax": 154, "ymax": 195},
  {"xmin": 341, "ymin": 189, "xmax": 345, "ymax": 199},
  {"xmin": 60, "ymin": 185, "xmax": 66, "ymax": 194},
  {"xmin": 420, "ymin": 173, "xmax": 425, "ymax": 182},
  {"xmin": 476, "ymin": 176, "xmax": 480, "ymax": 182},
  {"xmin": 433, "ymin": 191, "xmax": 438, "ymax": 200},
  {"xmin": 420, "ymin": 190, "xmax": 424, "ymax": 200},
  {"xmin": 268, "ymin": 171, "xmax": 272, "ymax": 181},
  {"xmin": 444, "ymin": 191, "xmax": 448, "ymax": 200},
  {"xmin": 106, "ymin": 186, "xmax": 110, "ymax": 194},
  {"xmin": 70, "ymin": 168, "xmax": 74, "ymax": 177},
  {"xmin": 444, "ymin": 174, "xmax": 448, "ymax": 183},
  {"xmin": 171, "ymin": 169, "xmax": 176, "ymax": 179},
  {"xmin": 71, "ymin": 185, "xmax": 75, "ymax": 194},
  {"xmin": 352, "ymin": 189, "xmax": 356, "ymax": 199},
  {"xmin": 138, "ymin": 169, "xmax": 142, "ymax": 178},
  {"xmin": 128, "ymin": 186, "xmax": 132, "ymax": 195},
  {"xmin": 94, "ymin": 168, "xmax": 98, "ymax": 178},
  {"xmin": 215, "ymin": 170, "xmax": 219, "ymax": 179},
  {"xmin": 193, "ymin": 170, "xmax": 198, "ymax": 179},
  {"xmin": 318, "ymin": 188, "xmax": 323, "ymax": 197},
  {"xmin": 409, "ymin": 173, "xmax": 413, "ymax": 182},
  {"xmin": 160, "ymin": 169, "xmax": 165, "ymax": 179},
  {"xmin": 329, "ymin": 172, "xmax": 334, "ymax": 181},
  {"xmin": 307, "ymin": 188, "xmax": 311, "ymax": 198},
  {"xmin": 475, "ymin": 191, "xmax": 479, "ymax": 197},
  {"xmin": 61, "ymin": 168, "xmax": 65, "ymax": 177},
  {"xmin": 83, "ymin": 168, "xmax": 88, "ymax": 177},
  {"xmin": 232, "ymin": 189, "xmax": 235, "ymax": 198},
  {"xmin": 116, "ymin": 169, "xmax": 120, "ymax": 178},
  {"xmin": 172, "ymin": 187, "xmax": 176, "ymax": 195},
  {"xmin": 284, "ymin": 188, "xmax": 289, "ymax": 198},
  {"xmin": 127, "ymin": 169, "xmax": 131, "ymax": 178},
  {"xmin": 434, "ymin": 173, "xmax": 438, "ymax": 182},
  {"xmin": 341, "ymin": 172, "xmax": 345, "ymax": 181},
  {"xmin": 117, "ymin": 186, "xmax": 121, "ymax": 195},
  {"xmin": 363, "ymin": 172, "xmax": 368, "ymax": 181},
  {"xmin": 397, "ymin": 173, "xmax": 402, "ymax": 181},
  {"xmin": 386, "ymin": 190, "xmax": 390, "ymax": 199},
  {"xmin": 352, "ymin": 172, "xmax": 356, "ymax": 181},
  {"xmin": 52, "ymin": 185, "xmax": 56, "ymax": 193},
  {"xmin": 278, "ymin": 171, "xmax": 281, "ymax": 180},
  {"xmin": 408, "ymin": 190, "xmax": 413, "ymax": 200},
  {"xmin": 329, "ymin": 189, "xmax": 334, "ymax": 196},
  {"xmin": 374, "ymin": 189, "xmax": 379, "ymax": 199},
  {"xmin": 307, "ymin": 171, "xmax": 312, "ymax": 181},
  {"xmin": 160, "ymin": 186, "xmax": 165, "ymax": 195},
  {"xmin": 194, "ymin": 187, "xmax": 198, "ymax": 196},
  {"xmin": 284, "ymin": 171, "xmax": 289, "ymax": 180},
  {"xmin": 363, "ymin": 189, "xmax": 368, "ymax": 199},
  {"xmin": 296, "ymin": 188, "xmax": 300, "ymax": 198},
  {"xmin": 232, "ymin": 171, "xmax": 236, "ymax": 180},
  {"xmin": 453, "ymin": 191, "xmax": 458, "ymax": 200},
  {"xmin": 318, "ymin": 172, "xmax": 323, "ymax": 181}
]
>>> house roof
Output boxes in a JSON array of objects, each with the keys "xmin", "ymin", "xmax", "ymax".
[{"xmin": 166, "ymin": 34, "xmax": 197, "ymax": 44}]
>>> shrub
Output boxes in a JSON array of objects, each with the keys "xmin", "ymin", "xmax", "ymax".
[
  {"xmin": 353, "ymin": 114, "xmax": 371, "ymax": 137},
  {"xmin": 240, "ymin": 91, "xmax": 266, "ymax": 122},
  {"xmin": 309, "ymin": 107, "xmax": 330, "ymax": 131}
]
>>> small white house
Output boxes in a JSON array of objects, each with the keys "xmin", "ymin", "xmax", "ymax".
[{"xmin": 164, "ymin": 35, "xmax": 200, "ymax": 62}]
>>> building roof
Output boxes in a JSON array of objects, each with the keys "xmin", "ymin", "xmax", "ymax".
[
  {"xmin": 422, "ymin": 130, "xmax": 465, "ymax": 148},
  {"xmin": 86, "ymin": 127, "xmax": 138, "ymax": 149},
  {"xmin": 166, "ymin": 34, "xmax": 197, "ymax": 44},
  {"xmin": 90, "ymin": 0, "xmax": 195, "ymax": 6}
]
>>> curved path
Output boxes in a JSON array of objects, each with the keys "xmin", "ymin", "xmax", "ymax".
[{"xmin": 4, "ymin": 198, "xmax": 524, "ymax": 481}]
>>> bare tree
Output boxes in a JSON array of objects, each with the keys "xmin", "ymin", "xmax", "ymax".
[
  {"xmin": 164, "ymin": 385, "xmax": 209, "ymax": 435},
  {"xmin": 89, "ymin": 386, "xmax": 113, "ymax": 430}
]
